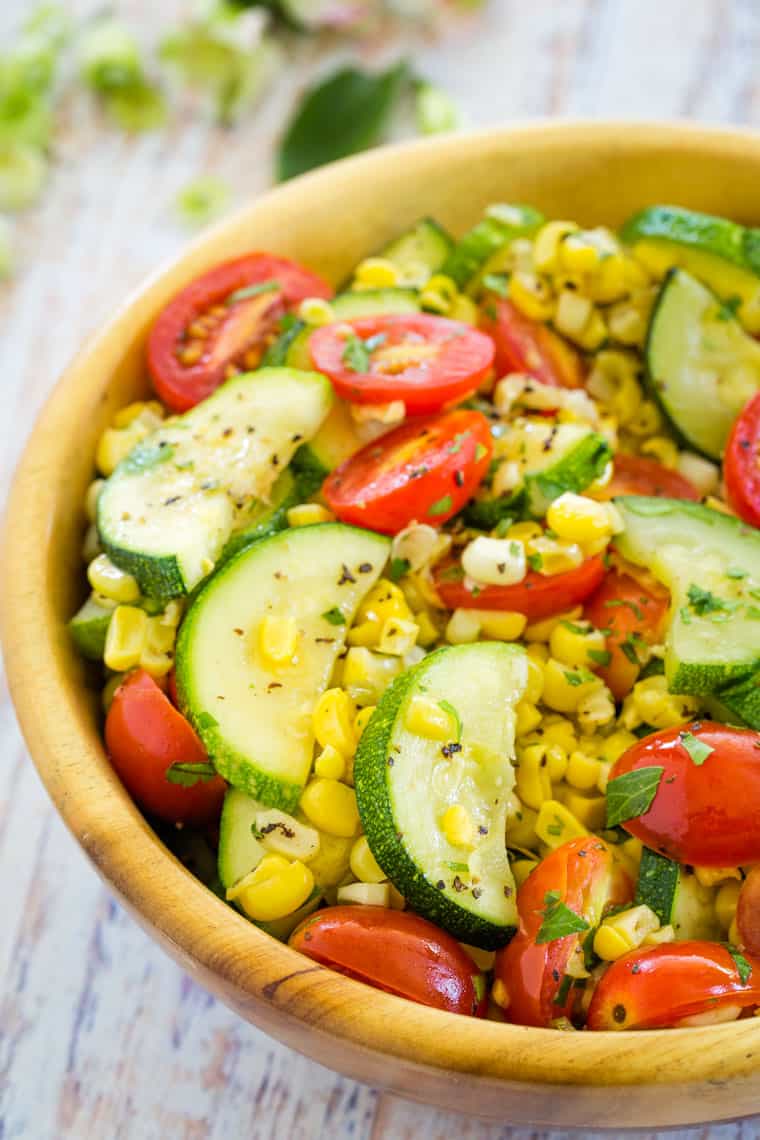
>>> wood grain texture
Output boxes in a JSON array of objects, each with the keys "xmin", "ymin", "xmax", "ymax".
[{"xmin": 4, "ymin": 3, "xmax": 760, "ymax": 1138}]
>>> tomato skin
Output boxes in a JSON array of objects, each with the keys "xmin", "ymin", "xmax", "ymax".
[
  {"xmin": 478, "ymin": 299, "xmax": 584, "ymax": 389},
  {"xmin": 494, "ymin": 837, "xmax": 632, "ymax": 1027},
  {"xmin": 583, "ymin": 570, "xmax": 669, "ymax": 699},
  {"xmin": 596, "ymin": 453, "xmax": 700, "ymax": 502},
  {"xmin": 725, "ymin": 392, "xmax": 760, "ymax": 528},
  {"xmin": 611, "ymin": 722, "xmax": 760, "ymax": 866},
  {"xmin": 289, "ymin": 905, "xmax": 487, "ymax": 1016},
  {"xmin": 434, "ymin": 555, "xmax": 606, "ymax": 622},
  {"xmin": 309, "ymin": 314, "xmax": 495, "ymax": 414},
  {"xmin": 737, "ymin": 866, "xmax": 760, "ymax": 956},
  {"xmin": 105, "ymin": 669, "xmax": 226, "ymax": 825},
  {"xmin": 586, "ymin": 942, "xmax": 760, "ymax": 1030},
  {"xmin": 323, "ymin": 410, "xmax": 492, "ymax": 534},
  {"xmin": 148, "ymin": 254, "xmax": 332, "ymax": 412}
]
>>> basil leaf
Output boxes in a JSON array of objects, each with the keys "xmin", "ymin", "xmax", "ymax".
[
  {"xmin": 679, "ymin": 730, "xmax": 714, "ymax": 767},
  {"xmin": 536, "ymin": 891, "xmax": 590, "ymax": 944},
  {"xmin": 605, "ymin": 766, "xmax": 664, "ymax": 828},
  {"xmin": 166, "ymin": 761, "xmax": 218, "ymax": 787},
  {"xmin": 728, "ymin": 945, "xmax": 753, "ymax": 985},
  {"xmin": 278, "ymin": 61, "xmax": 411, "ymax": 181},
  {"xmin": 588, "ymin": 648, "xmax": 612, "ymax": 666}
]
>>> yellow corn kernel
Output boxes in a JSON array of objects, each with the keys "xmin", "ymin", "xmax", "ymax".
[
  {"xmin": 549, "ymin": 619, "xmax": 607, "ymax": 669},
  {"xmin": 350, "ymin": 835, "xmax": 386, "ymax": 884},
  {"xmin": 515, "ymin": 744, "xmax": 552, "ymax": 811},
  {"xmin": 139, "ymin": 645, "xmax": 174, "ymax": 679},
  {"xmin": 228, "ymin": 854, "xmax": 314, "ymax": 922},
  {"xmin": 84, "ymin": 479, "xmax": 104, "ymax": 523},
  {"xmin": 82, "ymin": 523, "xmax": 102, "ymax": 564},
  {"xmin": 512, "ymin": 859, "xmax": 538, "ymax": 888},
  {"xmin": 505, "ymin": 799, "xmax": 538, "ymax": 848},
  {"xmin": 620, "ymin": 836, "xmax": 643, "ymax": 874},
  {"xmin": 729, "ymin": 916, "xmax": 741, "ymax": 947},
  {"xmin": 526, "ymin": 535, "xmax": 584, "ymax": 576},
  {"xmin": 575, "ymin": 309, "xmax": 607, "ymax": 352},
  {"xmin": 694, "ymin": 865, "xmax": 742, "ymax": 889},
  {"xmin": 526, "ymin": 641, "xmax": 550, "ymax": 665},
  {"xmin": 441, "ymin": 803, "xmax": 475, "ymax": 849},
  {"xmin": 507, "ymin": 521, "xmax": 544, "ymax": 544},
  {"xmin": 561, "ymin": 788, "xmax": 606, "ymax": 830},
  {"xmin": 314, "ymin": 745, "xmax": 346, "ymax": 781},
  {"xmin": 715, "ymin": 881, "xmax": 743, "ymax": 930},
  {"xmin": 95, "ymin": 426, "xmax": 137, "ymax": 476},
  {"xmin": 470, "ymin": 609, "xmax": 527, "ymax": 641},
  {"xmin": 355, "ymin": 579, "xmax": 412, "ymax": 630},
  {"xmin": 112, "ymin": 400, "xmax": 163, "ymax": 429},
  {"xmin": 312, "ymin": 688, "xmax": 356, "ymax": 756},
  {"xmin": 509, "ymin": 271, "xmax": 555, "ymax": 322},
  {"xmin": 445, "ymin": 608, "xmax": 481, "ymax": 644},
  {"xmin": 522, "ymin": 656, "xmax": 544, "ymax": 705},
  {"xmin": 448, "ymin": 294, "xmax": 479, "ymax": 324},
  {"xmin": 565, "ymin": 751, "xmax": 602, "ymax": 791},
  {"xmin": 594, "ymin": 905, "xmax": 660, "ymax": 961},
  {"xmin": 353, "ymin": 257, "xmax": 400, "ymax": 289},
  {"xmin": 677, "ymin": 451, "xmax": 720, "ymax": 497},
  {"xmin": 576, "ymin": 685, "xmax": 616, "ymax": 733},
  {"xmin": 533, "ymin": 220, "xmax": 579, "ymax": 273},
  {"xmin": 491, "ymin": 978, "xmax": 510, "ymax": 1009},
  {"xmin": 286, "ymin": 503, "xmax": 334, "ymax": 527},
  {"xmin": 542, "ymin": 716, "xmax": 578, "ymax": 754},
  {"xmin": 642, "ymin": 924, "xmax": 675, "ymax": 947},
  {"xmin": 338, "ymin": 882, "xmax": 391, "ymax": 907},
  {"xmin": 545, "ymin": 744, "xmax": 568, "ymax": 783},
  {"xmin": 405, "ymin": 694, "xmax": 458, "ymax": 741},
  {"xmin": 87, "ymin": 553, "xmax": 140, "ymax": 604},
  {"xmin": 541, "ymin": 658, "xmax": 598, "ymax": 714},
  {"xmin": 104, "ymin": 605, "xmax": 147, "ymax": 672},
  {"xmin": 622, "ymin": 675, "xmax": 699, "ymax": 731},
  {"xmin": 300, "ymin": 778, "xmax": 360, "ymax": 838},
  {"xmin": 597, "ymin": 730, "xmax": 637, "ymax": 766},
  {"xmin": 346, "ymin": 619, "xmax": 381, "ymax": 648},
  {"xmin": 535, "ymin": 799, "xmax": 588, "ymax": 848},
  {"xmin": 341, "ymin": 647, "xmax": 402, "ymax": 706},
  {"xmin": 414, "ymin": 610, "xmax": 440, "ymax": 648},
  {"xmin": 626, "ymin": 398, "xmax": 663, "ymax": 437},
  {"xmin": 589, "ymin": 251, "xmax": 627, "ymax": 304},
  {"xmin": 144, "ymin": 614, "xmax": 176, "ymax": 656},
  {"xmin": 420, "ymin": 273, "xmax": 458, "ymax": 314},
  {"xmin": 596, "ymin": 760, "xmax": 612, "ymax": 794},
  {"xmin": 546, "ymin": 492, "xmax": 618, "ymax": 548},
  {"xmin": 554, "ymin": 290, "xmax": 593, "ymax": 340},
  {"xmin": 640, "ymin": 436, "xmax": 679, "ymax": 470},
  {"xmin": 560, "ymin": 232, "xmax": 602, "ymax": 274},
  {"xmin": 378, "ymin": 616, "xmax": 419, "ymax": 657},
  {"xmin": 298, "ymin": 297, "xmax": 336, "ymax": 326},
  {"xmin": 607, "ymin": 300, "xmax": 648, "ymax": 347},
  {"xmin": 462, "ymin": 535, "xmax": 527, "ymax": 586},
  {"xmin": 258, "ymin": 614, "xmax": 298, "ymax": 669},
  {"xmin": 515, "ymin": 700, "xmax": 542, "ymax": 737},
  {"xmin": 353, "ymin": 705, "xmax": 375, "ymax": 739}
]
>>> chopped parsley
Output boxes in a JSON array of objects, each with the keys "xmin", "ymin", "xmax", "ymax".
[
  {"xmin": 726, "ymin": 566, "xmax": 748, "ymax": 579},
  {"xmin": 561, "ymin": 620, "xmax": 588, "ymax": 635},
  {"xmin": 715, "ymin": 295, "xmax": 742, "ymax": 321},
  {"xmin": 428, "ymin": 494, "xmax": 453, "ymax": 517},
  {"xmin": 166, "ymin": 761, "xmax": 218, "ymax": 787},
  {"xmin": 564, "ymin": 668, "xmax": 595, "ymax": 687},
  {"xmin": 227, "ymin": 279, "xmax": 281, "ymax": 305},
  {"xmin": 448, "ymin": 431, "xmax": 470, "ymax": 455},
  {"xmin": 321, "ymin": 606, "xmax": 346, "ymax": 625},
  {"xmin": 605, "ymin": 766, "xmax": 664, "ymax": 828},
  {"xmin": 482, "ymin": 272, "xmax": 509, "ymax": 298},
  {"xmin": 536, "ymin": 890, "xmax": 590, "ymax": 945},
  {"xmin": 342, "ymin": 333, "xmax": 371, "ymax": 372},
  {"xmin": 195, "ymin": 711, "xmax": 219, "ymax": 732},
  {"xmin": 620, "ymin": 633, "xmax": 646, "ymax": 666},
  {"xmin": 527, "ymin": 552, "xmax": 543, "ymax": 571},
  {"xmin": 388, "ymin": 556, "xmax": 411, "ymax": 582},
  {"xmin": 604, "ymin": 598, "xmax": 643, "ymax": 620},
  {"xmin": 438, "ymin": 699, "xmax": 463, "ymax": 742},
  {"xmin": 588, "ymin": 648, "xmax": 612, "ymax": 667},
  {"xmin": 686, "ymin": 583, "xmax": 732, "ymax": 616},
  {"xmin": 728, "ymin": 945, "xmax": 753, "ymax": 985},
  {"xmin": 679, "ymin": 730, "xmax": 714, "ymax": 767}
]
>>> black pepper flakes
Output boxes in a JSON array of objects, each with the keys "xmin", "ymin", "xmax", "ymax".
[{"xmin": 338, "ymin": 564, "xmax": 356, "ymax": 585}]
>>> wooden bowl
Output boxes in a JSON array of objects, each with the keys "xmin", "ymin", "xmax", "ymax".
[{"xmin": 5, "ymin": 121, "xmax": 760, "ymax": 1129}]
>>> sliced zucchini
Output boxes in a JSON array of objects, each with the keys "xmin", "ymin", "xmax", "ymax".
[
  {"xmin": 97, "ymin": 368, "xmax": 332, "ymax": 600},
  {"xmin": 441, "ymin": 204, "xmax": 544, "ymax": 290},
  {"xmin": 68, "ymin": 595, "xmax": 114, "ymax": 660},
  {"xmin": 176, "ymin": 523, "xmax": 390, "ymax": 810},
  {"xmin": 291, "ymin": 400, "xmax": 363, "ymax": 493},
  {"xmin": 645, "ymin": 268, "xmax": 760, "ymax": 459},
  {"xmin": 363, "ymin": 218, "xmax": 454, "ymax": 288},
  {"xmin": 621, "ymin": 205, "xmax": 760, "ymax": 332},
  {"xmin": 614, "ymin": 496, "xmax": 760, "ymax": 695},
  {"xmin": 635, "ymin": 848, "xmax": 720, "ymax": 940},
  {"xmin": 354, "ymin": 642, "xmax": 527, "ymax": 949},
  {"xmin": 219, "ymin": 469, "xmax": 299, "ymax": 564},
  {"xmin": 707, "ymin": 673, "xmax": 760, "ymax": 731}
]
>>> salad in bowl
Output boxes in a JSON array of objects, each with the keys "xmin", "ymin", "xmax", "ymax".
[{"xmin": 69, "ymin": 199, "xmax": 760, "ymax": 1032}]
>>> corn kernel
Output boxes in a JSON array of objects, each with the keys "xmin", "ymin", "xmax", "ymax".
[
  {"xmin": 512, "ymin": 859, "xmax": 537, "ymax": 888},
  {"xmin": 597, "ymin": 730, "xmax": 637, "ymax": 766},
  {"xmin": 729, "ymin": 916, "xmax": 741, "ymax": 947},
  {"xmin": 621, "ymin": 675, "xmax": 699, "ymax": 731},
  {"xmin": 626, "ymin": 399, "xmax": 663, "ymax": 437},
  {"xmin": 446, "ymin": 608, "xmax": 481, "ymax": 644},
  {"xmin": 353, "ymin": 257, "xmax": 400, "ymax": 289},
  {"xmin": 640, "ymin": 436, "xmax": 679, "ymax": 470},
  {"xmin": 298, "ymin": 297, "xmax": 336, "ymax": 326},
  {"xmin": 576, "ymin": 309, "xmax": 607, "ymax": 352},
  {"xmin": 576, "ymin": 685, "xmax": 616, "ymax": 733},
  {"xmin": 565, "ymin": 751, "xmax": 602, "ymax": 791},
  {"xmin": 300, "ymin": 778, "xmax": 360, "ymax": 838},
  {"xmin": 95, "ymin": 426, "xmax": 138, "ymax": 476},
  {"xmin": 677, "ymin": 451, "xmax": 719, "ymax": 497},
  {"xmin": 449, "ymin": 294, "xmax": 479, "ymax": 324},
  {"xmin": 515, "ymin": 700, "xmax": 542, "ymax": 737},
  {"xmin": 420, "ymin": 273, "xmax": 458, "ymax": 314},
  {"xmin": 84, "ymin": 479, "xmax": 104, "ymax": 523},
  {"xmin": 545, "ymin": 744, "xmax": 568, "ymax": 783},
  {"xmin": 589, "ymin": 250, "xmax": 627, "ymax": 304},
  {"xmin": 139, "ymin": 646, "xmax": 174, "ymax": 679},
  {"xmin": 462, "ymin": 536, "xmax": 526, "ymax": 587},
  {"xmin": 104, "ymin": 605, "xmax": 147, "ymax": 671},
  {"xmin": 526, "ymin": 535, "xmax": 585, "ymax": 576},
  {"xmin": 405, "ymin": 694, "xmax": 458, "ymax": 741},
  {"xmin": 509, "ymin": 271, "xmax": 555, "ymax": 322},
  {"xmin": 594, "ymin": 905, "xmax": 660, "ymax": 961},
  {"xmin": 542, "ymin": 716, "xmax": 578, "ymax": 753},
  {"xmin": 715, "ymin": 881, "xmax": 743, "ymax": 929},
  {"xmin": 561, "ymin": 787, "xmax": 606, "ymax": 830},
  {"xmin": 505, "ymin": 799, "xmax": 538, "ymax": 848},
  {"xmin": 87, "ymin": 553, "xmax": 140, "ymax": 604},
  {"xmin": 350, "ymin": 835, "xmax": 386, "ymax": 884},
  {"xmin": 593, "ymin": 923, "xmax": 632, "ymax": 962},
  {"xmin": 312, "ymin": 688, "xmax": 356, "ymax": 756},
  {"xmin": 541, "ymin": 658, "xmax": 598, "ymax": 714},
  {"xmin": 414, "ymin": 610, "xmax": 440, "ymax": 648},
  {"xmin": 353, "ymin": 705, "xmax": 375, "ymax": 739},
  {"xmin": 354, "ymin": 579, "xmax": 412, "ymax": 633},
  {"xmin": 535, "ymin": 799, "xmax": 588, "ymax": 848},
  {"xmin": 287, "ymin": 503, "xmax": 334, "ymax": 526},
  {"xmin": 255, "ymin": 809, "xmax": 320, "ymax": 862},
  {"xmin": 554, "ymin": 290, "xmax": 593, "ymax": 340},
  {"xmin": 258, "ymin": 614, "xmax": 298, "ymax": 669},
  {"xmin": 314, "ymin": 745, "xmax": 345, "ymax": 781},
  {"xmin": 441, "ymin": 803, "xmax": 475, "ymax": 849},
  {"xmin": 526, "ymin": 641, "xmax": 550, "ymax": 664},
  {"xmin": 560, "ymin": 232, "xmax": 602, "ymax": 274},
  {"xmin": 607, "ymin": 301, "xmax": 648, "ymax": 347},
  {"xmin": 620, "ymin": 837, "xmax": 643, "ymax": 872},
  {"xmin": 549, "ymin": 619, "xmax": 607, "ymax": 669},
  {"xmin": 516, "ymin": 744, "xmax": 552, "ymax": 810},
  {"xmin": 338, "ymin": 882, "xmax": 391, "ymax": 906},
  {"xmin": 694, "ymin": 866, "xmax": 742, "ymax": 889},
  {"xmin": 346, "ymin": 619, "xmax": 382, "ymax": 648},
  {"xmin": 228, "ymin": 854, "xmax": 314, "ymax": 922},
  {"xmin": 341, "ymin": 648, "xmax": 402, "ymax": 706},
  {"xmin": 547, "ymin": 492, "xmax": 618, "ymax": 549},
  {"xmin": 642, "ymin": 924, "xmax": 675, "ymax": 947},
  {"xmin": 522, "ymin": 656, "xmax": 544, "ymax": 705},
  {"xmin": 378, "ymin": 616, "xmax": 419, "ymax": 657},
  {"xmin": 533, "ymin": 220, "xmax": 579, "ymax": 273},
  {"xmin": 112, "ymin": 400, "xmax": 163, "ymax": 430}
]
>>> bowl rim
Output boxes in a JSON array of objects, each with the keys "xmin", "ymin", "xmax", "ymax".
[{"xmin": 5, "ymin": 118, "xmax": 760, "ymax": 1100}]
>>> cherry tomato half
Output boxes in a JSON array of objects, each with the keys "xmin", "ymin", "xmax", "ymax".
[
  {"xmin": 494, "ymin": 837, "xmax": 632, "ymax": 1027},
  {"xmin": 148, "ymin": 254, "xmax": 333, "ymax": 412},
  {"xmin": 478, "ymin": 298, "xmax": 584, "ymax": 389},
  {"xmin": 586, "ymin": 941, "xmax": 760, "ymax": 1030},
  {"xmin": 595, "ymin": 453, "xmax": 700, "ymax": 502},
  {"xmin": 725, "ymin": 392, "xmax": 760, "ymax": 528},
  {"xmin": 434, "ymin": 554, "xmax": 606, "ymax": 622},
  {"xmin": 322, "ymin": 410, "xmax": 493, "ymax": 534},
  {"xmin": 309, "ymin": 314, "xmax": 495, "ymax": 414},
  {"xmin": 289, "ymin": 905, "xmax": 487, "ymax": 1016},
  {"xmin": 583, "ymin": 570, "xmax": 669, "ymax": 700},
  {"xmin": 105, "ymin": 669, "xmax": 226, "ymax": 825},
  {"xmin": 611, "ymin": 721, "xmax": 760, "ymax": 866}
]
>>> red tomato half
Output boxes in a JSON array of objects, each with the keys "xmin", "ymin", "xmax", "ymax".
[
  {"xmin": 289, "ymin": 905, "xmax": 487, "ymax": 1016},
  {"xmin": 148, "ymin": 254, "xmax": 332, "ymax": 412},
  {"xmin": 611, "ymin": 722, "xmax": 760, "ymax": 866},
  {"xmin": 494, "ymin": 837, "xmax": 632, "ymax": 1027},
  {"xmin": 309, "ymin": 314, "xmax": 494, "ymax": 414},
  {"xmin": 105, "ymin": 669, "xmax": 226, "ymax": 825},
  {"xmin": 725, "ymin": 392, "xmax": 760, "ymax": 528},
  {"xmin": 434, "ymin": 555, "xmax": 606, "ymax": 622},
  {"xmin": 323, "ymin": 410, "xmax": 492, "ymax": 534},
  {"xmin": 596, "ymin": 453, "xmax": 700, "ymax": 502},
  {"xmin": 587, "ymin": 942, "xmax": 760, "ymax": 1030},
  {"xmin": 583, "ymin": 570, "xmax": 669, "ymax": 700},
  {"xmin": 478, "ymin": 298, "xmax": 584, "ymax": 388}
]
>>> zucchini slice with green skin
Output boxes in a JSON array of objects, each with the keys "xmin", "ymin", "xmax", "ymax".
[
  {"xmin": 219, "ymin": 469, "xmax": 299, "ymax": 564},
  {"xmin": 635, "ymin": 848, "xmax": 721, "ymax": 940},
  {"xmin": 68, "ymin": 595, "xmax": 115, "ymax": 660},
  {"xmin": 645, "ymin": 268, "xmax": 760, "ymax": 460},
  {"xmin": 614, "ymin": 496, "xmax": 760, "ymax": 695},
  {"xmin": 97, "ymin": 368, "xmax": 332, "ymax": 600},
  {"xmin": 368, "ymin": 218, "xmax": 454, "ymax": 288},
  {"xmin": 354, "ymin": 642, "xmax": 527, "ymax": 949},
  {"xmin": 441, "ymin": 204, "xmax": 544, "ymax": 290},
  {"xmin": 176, "ymin": 523, "xmax": 390, "ymax": 811}
]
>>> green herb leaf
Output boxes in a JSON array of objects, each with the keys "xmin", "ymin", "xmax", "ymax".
[
  {"xmin": 166, "ymin": 761, "xmax": 218, "ymax": 787},
  {"xmin": 679, "ymin": 730, "xmax": 714, "ymax": 766},
  {"xmin": 536, "ymin": 891, "xmax": 590, "ymax": 944},
  {"xmin": 687, "ymin": 583, "xmax": 731, "ymax": 616},
  {"xmin": 321, "ymin": 606, "xmax": 346, "ymax": 626},
  {"xmin": 564, "ymin": 668, "xmax": 595, "ymax": 687},
  {"xmin": 438, "ymin": 699, "xmax": 463, "ymax": 742},
  {"xmin": 445, "ymin": 861, "xmax": 469, "ymax": 872},
  {"xmin": 342, "ymin": 333, "xmax": 371, "ymax": 373},
  {"xmin": 605, "ymin": 766, "xmax": 664, "ymax": 828},
  {"xmin": 553, "ymin": 973, "xmax": 574, "ymax": 1006},
  {"xmin": 716, "ymin": 295, "xmax": 742, "ymax": 321},
  {"xmin": 227, "ymin": 279, "xmax": 281, "ymax": 305},
  {"xmin": 726, "ymin": 566, "xmax": 748, "ymax": 579},
  {"xmin": 603, "ymin": 597, "xmax": 644, "ymax": 620},
  {"xmin": 175, "ymin": 175, "xmax": 230, "ymax": 229},
  {"xmin": 561, "ymin": 620, "xmax": 588, "ymax": 635},
  {"xmin": 278, "ymin": 61, "xmax": 411, "ymax": 181},
  {"xmin": 527, "ymin": 552, "xmax": 543, "ymax": 571},
  {"xmin": 414, "ymin": 80, "xmax": 460, "ymax": 135},
  {"xmin": 482, "ymin": 273, "xmax": 509, "ymax": 298},
  {"xmin": 388, "ymin": 556, "xmax": 411, "ymax": 582},
  {"xmin": 620, "ymin": 634, "xmax": 643, "ymax": 666},
  {"xmin": 428, "ymin": 494, "xmax": 453, "ymax": 517},
  {"xmin": 588, "ymin": 648, "xmax": 612, "ymax": 666},
  {"xmin": 195, "ymin": 710, "xmax": 219, "ymax": 732},
  {"xmin": 728, "ymin": 945, "xmax": 753, "ymax": 985}
]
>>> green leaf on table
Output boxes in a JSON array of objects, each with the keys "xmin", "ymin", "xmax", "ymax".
[
  {"xmin": 605, "ymin": 766, "xmax": 664, "ymax": 828},
  {"xmin": 277, "ymin": 60, "xmax": 411, "ymax": 182}
]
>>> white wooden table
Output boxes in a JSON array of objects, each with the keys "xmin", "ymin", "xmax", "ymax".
[{"xmin": 3, "ymin": 1, "xmax": 760, "ymax": 1136}]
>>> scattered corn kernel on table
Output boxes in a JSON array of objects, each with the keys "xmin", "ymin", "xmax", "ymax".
[{"xmin": 3, "ymin": 0, "xmax": 760, "ymax": 1136}]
